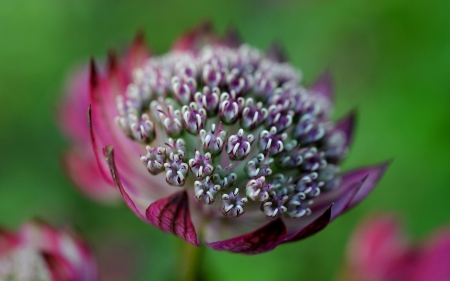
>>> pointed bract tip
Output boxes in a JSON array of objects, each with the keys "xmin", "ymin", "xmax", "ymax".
[
  {"xmin": 133, "ymin": 28, "xmax": 145, "ymax": 46},
  {"xmin": 197, "ymin": 19, "xmax": 213, "ymax": 33},
  {"xmin": 107, "ymin": 49, "xmax": 119, "ymax": 75},
  {"xmin": 223, "ymin": 25, "xmax": 242, "ymax": 48},
  {"xmin": 267, "ymin": 41, "xmax": 288, "ymax": 63},
  {"xmin": 89, "ymin": 58, "xmax": 98, "ymax": 89},
  {"xmin": 336, "ymin": 109, "xmax": 357, "ymax": 148},
  {"xmin": 312, "ymin": 69, "xmax": 333, "ymax": 101}
]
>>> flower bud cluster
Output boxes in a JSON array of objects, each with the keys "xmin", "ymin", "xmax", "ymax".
[{"xmin": 117, "ymin": 44, "xmax": 348, "ymax": 219}]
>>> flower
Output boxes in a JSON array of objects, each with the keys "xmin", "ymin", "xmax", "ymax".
[
  {"xmin": 69, "ymin": 22, "xmax": 389, "ymax": 254},
  {"xmin": 339, "ymin": 214, "xmax": 450, "ymax": 281},
  {"xmin": 0, "ymin": 220, "xmax": 97, "ymax": 281}
]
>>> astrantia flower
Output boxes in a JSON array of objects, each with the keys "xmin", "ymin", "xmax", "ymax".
[
  {"xmin": 339, "ymin": 214, "xmax": 450, "ymax": 281},
  {"xmin": 0, "ymin": 221, "xmax": 97, "ymax": 281},
  {"xmin": 69, "ymin": 22, "xmax": 389, "ymax": 253}
]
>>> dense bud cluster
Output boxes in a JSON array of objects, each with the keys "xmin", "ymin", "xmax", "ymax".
[{"xmin": 116, "ymin": 44, "xmax": 348, "ymax": 219}]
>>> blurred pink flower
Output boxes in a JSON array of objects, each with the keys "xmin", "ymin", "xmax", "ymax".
[
  {"xmin": 340, "ymin": 214, "xmax": 450, "ymax": 281},
  {"xmin": 61, "ymin": 22, "xmax": 389, "ymax": 254},
  {"xmin": 0, "ymin": 221, "xmax": 97, "ymax": 281}
]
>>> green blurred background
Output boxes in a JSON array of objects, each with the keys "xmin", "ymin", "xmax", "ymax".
[{"xmin": 0, "ymin": 0, "xmax": 449, "ymax": 280}]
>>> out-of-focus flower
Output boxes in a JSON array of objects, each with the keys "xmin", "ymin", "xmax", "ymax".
[
  {"xmin": 339, "ymin": 214, "xmax": 450, "ymax": 281},
  {"xmin": 64, "ymin": 22, "xmax": 389, "ymax": 253},
  {"xmin": 0, "ymin": 221, "xmax": 97, "ymax": 281}
]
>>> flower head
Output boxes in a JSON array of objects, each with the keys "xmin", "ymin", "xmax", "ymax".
[
  {"xmin": 65, "ymin": 22, "xmax": 389, "ymax": 253},
  {"xmin": 0, "ymin": 221, "xmax": 97, "ymax": 281},
  {"xmin": 339, "ymin": 214, "xmax": 450, "ymax": 281}
]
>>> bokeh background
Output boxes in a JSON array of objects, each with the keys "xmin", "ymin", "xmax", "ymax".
[{"xmin": 1, "ymin": 0, "xmax": 449, "ymax": 280}]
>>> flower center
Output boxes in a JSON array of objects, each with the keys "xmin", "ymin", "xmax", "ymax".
[{"xmin": 116, "ymin": 44, "xmax": 347, "ymax": 219}]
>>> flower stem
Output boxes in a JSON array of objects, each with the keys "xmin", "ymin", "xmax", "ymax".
[{"xmin": 178, "ymin": 241, "xmax": 204, "ymax": 281}]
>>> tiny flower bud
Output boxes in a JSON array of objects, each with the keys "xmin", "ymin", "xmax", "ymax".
[
  {"xmin": 222, "ymin": 188, "xmax": 248, "ymax": 217},
  {"xmin": 226, "ymin": 129, "xmax": 254, "ymax": 160}
]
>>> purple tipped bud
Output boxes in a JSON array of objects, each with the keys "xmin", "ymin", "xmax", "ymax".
[
  {"xmin": 265, "ymin": 105, "xmax": 294, "ymax": 133},
  {"xmin": 153, "ymin": 101, "xmax": 183, "ymax": 137},
  {"xmin": 141, "ymin": 146, "xmax": 167, "ymax": 175},
  {"xmin": 245, "ymin": 153, "xmax": 273, "ymax": 178},
  {"xmin": 175, "ymin": 60, "xmax": 198, "ymax": 78},
  {"xmin": 279, "ymin": 151, "xmax": 303, "ymax": 169},
  {"xmin": 116, "ymin": 113, "xmax": 156, "ymax": 143},
  {"xmin": 226, "ymin": 129, "xmax": 254, "ymax": 161},
  {"xmin": 222, "ymin": 188, "xmax": 248, "ymax": 217},
  {"xmin": 199, "ymin": 123, "xmax": 227, "ymax": 156},
  {"xmin": 164, "ymin": 154, "xmax": 189, "ymax": 186},
  {"xmin": 285, "ymin": 196, "xmax": 312, "ymax": 218},
  {"xmin": 189, "ymin": 151, "xmax": 215, "ymax": 180},
  {"xmin": 194, "ymin": 176, "xmax": 221, "ymax": 204},
  {"xmin": 171, "ymin": 76, "xmax": 197, "ymax": 104},
  {"xmin": 126, "ymin": 79, "xmax": 154, "ymax": 109},
  {"xmin": 240, "ymin": 98, "xmax": 268, "ymax": 130},
  {"xmin": 181, "ymin": 102, "xmax": 207, "ymax": 134},
  {"xmin": 258, "ymin": 127, "xmax": 286, "ymax": 156},
  {"xmin": 261, "ymin": 195, "xmax": 288, "ymax": 219},
  {"xmin": 294, "ymin": 173, "xmax": 323, "ymax": 197},
  {"xmin": 165, "ymin": 138, "xmax": 186, "ymax": 160},
  {"xmin": 253, "ymin": 71, "xmax": 277, "ymax": 100},
  {"xmin": 293, "ymin": 114, "xmax": 325, "ymax": 144},
  {"xmin": 227, "ymin": 68, "xmax": 254, "ymax": 95},
  {"xmin": 212, "ymin": 165, "xmax": 237, "ymax": 189},
  {"xmin": 270, "ymin": 174, "xmax": 295, "ymax": 196},
  {"xmin": 300, "ymin": 147, "xmax": 327, "ymax": 172},
  {"xmin": 246, "ymin": 176, "xmax": 272, "ymax": 201},
  {"xmin": 194, "ymin": 86, "xmax": 220, "ymax": 116},
  {"xmin": 202, "ymin": 64, "xmax": 222, "ymax": 87},
  {"xmin": 219, "ymin": 91, "xmax": 244, "ymax": 124}
]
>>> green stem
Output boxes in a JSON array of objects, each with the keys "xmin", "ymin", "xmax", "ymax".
[{"xmin": 177, "ymin": 242, "xmax": 204, "ymax": 281}]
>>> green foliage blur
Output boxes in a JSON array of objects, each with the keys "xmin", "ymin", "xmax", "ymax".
[{"xmin": 0, "ymin": 0, "xmax": 449, "ymax": 280}]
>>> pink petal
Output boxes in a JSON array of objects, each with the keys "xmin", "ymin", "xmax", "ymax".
[
  {"xmin": 284, "ymin": 205, "xmax": 332, "ymax": 243},
  {"xmin": 311, "ymin": 70, "xmax": 333, "ymax": 102},
  {"xmin": 412, "ymin": 230, "xmax": 450, "ymax": 281},
  {"xmin": 63, "ymin": 148, "xmax": 119, "ymax": 203},
  {"xmin": 145, "ymin": 191, "xmax": 199, "ymax": 246},
  {"xmin": 207, "ymin": 219, "xmax": 286, "ymax": 254}
]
